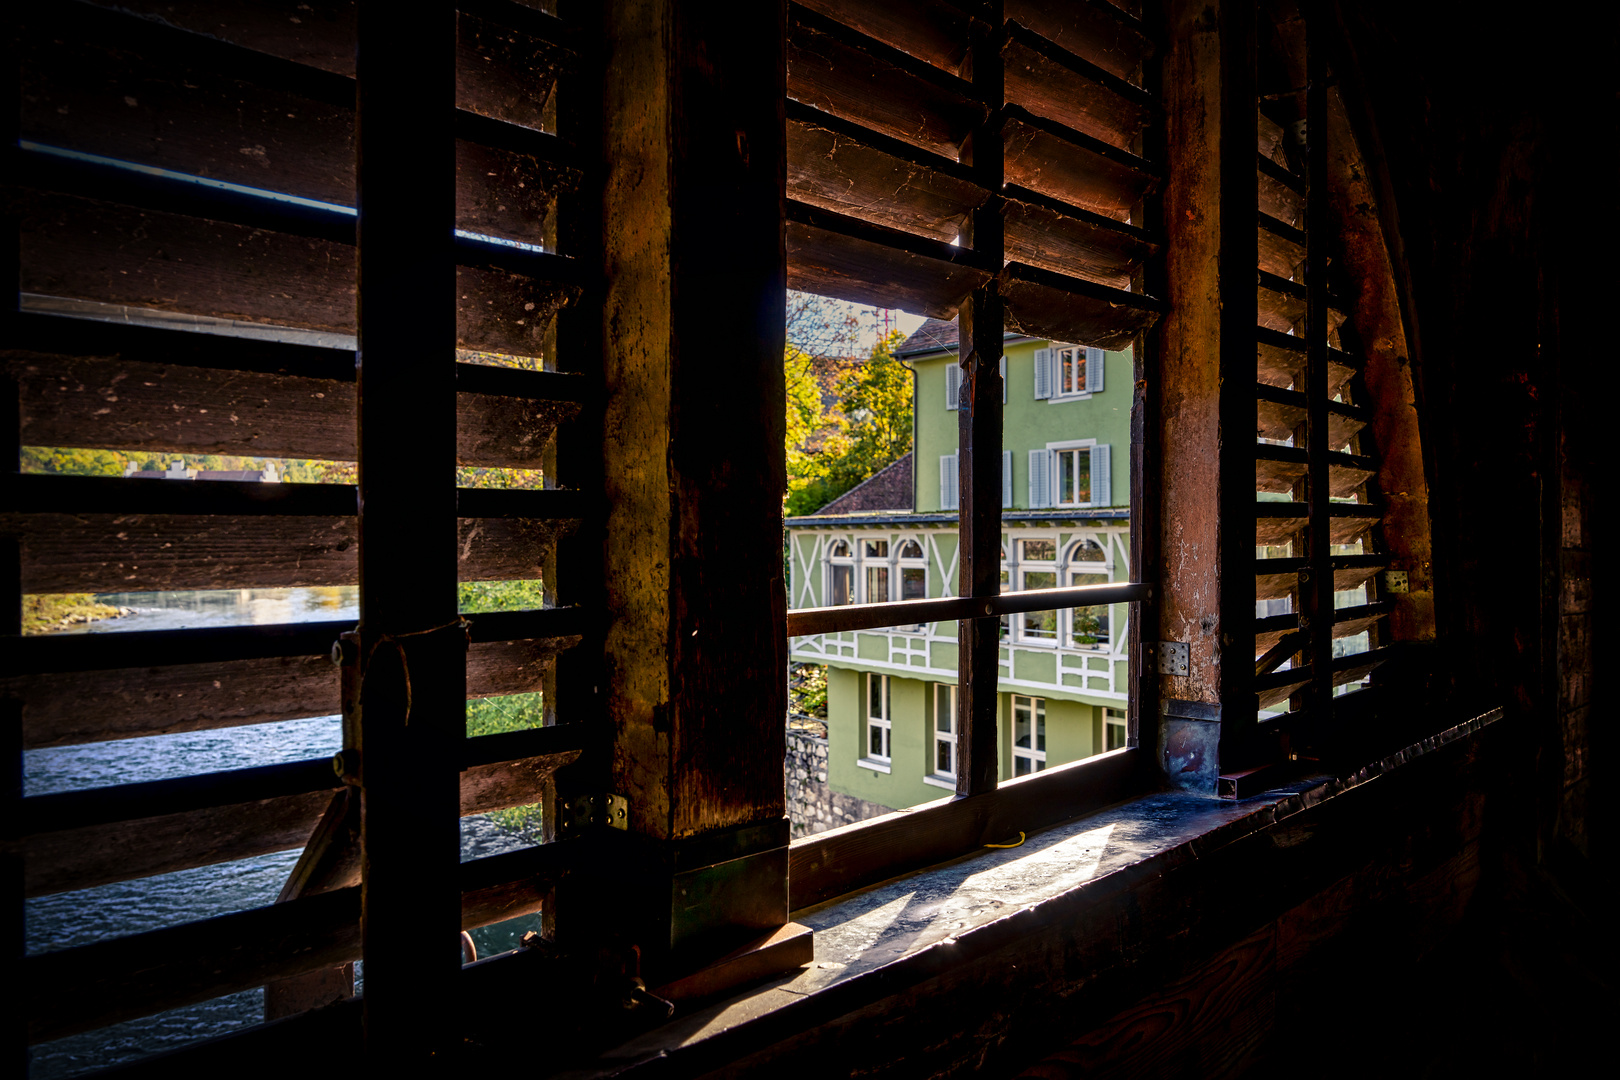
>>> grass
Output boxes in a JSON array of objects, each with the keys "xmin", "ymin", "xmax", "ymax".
[{"xmin": 23, "ymin": 593, "xmax": 125, "ymax": 635}]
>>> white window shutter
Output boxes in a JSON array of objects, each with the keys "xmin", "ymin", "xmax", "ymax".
[
  {"xmin": 1028, "ymin": 449, "xmax": 1052, "ymax": 508},
  {"xmin": 945, "ymin": 364, "xmax": 961, "ymax": 410},
  {"xmin": 1032, "ymin": 347, "xmax": 1052, "ymax": 399},
  {"xmin": 940, "ymin": 453, "xmax": 959, "ymax": 510},
  {"xmin": 1001, "ymin": 450, "xmax": 1013, "ymax": 508},
  {"xmin": 1091, "ymin": 444, "xmax": 1112, "ymax": 507},
  {"xmin": 1000, "ymin": 355, "xmax": 1007, "ymax": 403},
  {"xmin": 1085, "ymin": 347, "xmax": 1106, "ymax": 393}
]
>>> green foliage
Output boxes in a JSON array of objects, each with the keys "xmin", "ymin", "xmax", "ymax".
[
  {"xmin": 22, "ymin": 593, "xmax": 124, "ymax": 635},
  {"xmin": 458, "ymin": 579, "xmax": 547, "ymax": 613},
  {"xmin": 784, "ymin": 329, "xmax": 912, "ymax": 516},
  {"xmin": 467, "ymin": 692, "xmax": 545, "ymax": 835},
  {"xmin": 19, "ymin": 446, "xmax": 357, "ymax": 484},
  {"xmin": 789, "ymin": 662, "xmax": 828, "ymax": 720}
]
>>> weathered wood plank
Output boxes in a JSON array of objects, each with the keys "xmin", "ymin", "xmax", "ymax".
[
  {"xmin": 8, "ymin": 353, "xmax": 577, "ymax": 467},
  {"xmin": 1002, "ymin": 109, "xmax": 1159, "ymax": 221},
  {"xmin": 1257, "ymin": 215, "xmax": 1304, "ymax": 279},
  {"xmin": 1254, "ymin": 505, "xmax": 1379, "ymax": 548},
  {"xmin": 7, "ymin": 636, "xmax": 574, "ymax": 750},
  {"xmin": 787, "ymin": 6, "xmax": 984, "ymax": 162},
  {"xmin": 1003, "ymin": 27, "xmax": 1152, "ymax": 154},
  {"xmin": 794, "ymin": 0, "xmax": 983, "ymax": 77},
  {"xmin": 786, "ymin": 115, "xmax": 986, "ymax": 244},
  {"xmin": 1001, "ymin": 263, "xmax": 1162, "ymax": 352},
  {"xmin": 1255, "ymin": 395, "xmax": 1364, "ymax": 447},
  {"xmin": 1005, "ymin": 0, "xmax": 1154, "ymax": 85},
  {"xmin": 787, "ymin": 214, "xmax": 990, "ymax": 320},
  {"xmin": 1254, "ymin": 455, "xmax": 1376, "ymax": 497},
  {"xmin": 1255, "ymin": 563, "xmax": 1380, "ymax": 602},
  {"xmin": 21, "ymin": 748, "xmax": 578, "ymax": 897},
  {"xmin": 2, "ymin": 513, "xmax": 568, "ymax": 593},
  {"xmin": 1003, "ymin": 190, "xmax": 1159, "ymax": 290},
  {"xmin": 12, "ymin": 191, "xmax": 574, "ymax": 360}
]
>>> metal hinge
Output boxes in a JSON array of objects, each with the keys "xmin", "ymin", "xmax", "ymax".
[
  {"xmin": 1383, "ymin": 569, "xmax": 1410, "ymax": 594},
  {"xmin": 557, "ymin": 793, "xmax": 629, "ymax": 836},
  {"xmin": 1144, "ymin": 641, "xmax": 1190, "ymax": 676}
]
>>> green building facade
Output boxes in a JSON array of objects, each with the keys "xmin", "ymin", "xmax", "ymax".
[{"xmin": 786, "ymin": 321, "xmax": 1135, "ymax": 812}]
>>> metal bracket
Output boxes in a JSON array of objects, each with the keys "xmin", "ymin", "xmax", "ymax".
[
  {"xmin": 1146, "ymin": 641, "xmax": 1190, "ymax": 676},
  {"xmin": 1383, "ymin": 570, "xmax": 1409, "ymax": 594},
  {"xmin": 557, "ymin": 793, "xmax": 629, "ymax": 836}
]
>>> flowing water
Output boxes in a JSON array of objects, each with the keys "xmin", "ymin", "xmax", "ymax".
[{"xmin": 26, "ymin": 588, "xmax": 544, "ymax": 1078}]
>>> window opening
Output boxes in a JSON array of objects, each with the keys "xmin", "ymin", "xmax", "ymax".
[
  {"xmin": 865, "ymin": 674, "xmax": 891, "ymax": 764},
  {"xmin": 933, "ymin": 684, "xmax": 958, "ymax": 781},
  {"xmin": 1011, "ymin": 695, "xmax": 1047, "ymax": 776}
]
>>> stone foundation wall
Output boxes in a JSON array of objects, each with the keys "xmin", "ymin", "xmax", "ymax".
[{"xmin": 785, "ymin": 729, "xmax": 892, "ymax": 839}]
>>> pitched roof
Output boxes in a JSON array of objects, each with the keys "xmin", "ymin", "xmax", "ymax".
[
  {"xmin": 894, "ymin": 317, "xmax": 1026, "ymax": 359},
  {"xmin": 812, "ymin": 452, "xmax": 913, "ymax": 516}
]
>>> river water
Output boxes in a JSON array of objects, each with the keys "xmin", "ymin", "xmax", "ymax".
[{"xmin": 26, "ymin": 588, "xmax": 544, "ymax": 1078}]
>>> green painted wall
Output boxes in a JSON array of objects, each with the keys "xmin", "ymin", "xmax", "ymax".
[{"xmin": 912, "ymin": 341, "xmax": 1133, "ymax": 513}]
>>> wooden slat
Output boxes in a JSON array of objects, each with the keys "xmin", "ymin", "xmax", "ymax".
[
  {"xmin": 1000, "ymin": 261, "xmax": 1163, "ymax": 352},
  {"xmin": 1254, "ymin": 606, "xmax": 1388, "ymax": 657},
  {"xmin": 1255, "ymin": 504, "xmax": 1381, "ymax": 548},
  {"xmin": 1257, "ymin": 273, "xmax": 1305, "ymax": 333},
  {"xmin": 1257, "ymin": 213, "xmax": 1305, "ymax": 279},
  {"xmin": 1004, "ymin": 0, "xmax": 1155, "ymax": 85},
  {"xmin": 13, "ymin": 191, "xmax": 575, "ymax": 360},
  {"xmin": 1255, "ymin": 328, "xmax": 1358, "ymax": 393},
  {"xmin": 1255, "ymin": 389, "xmax": 1366, "ymax": 447},
  {"xmin": 1254, "ymin": 557, "xmax": 1385, "ymax": 602},
  {"xmin": 1002, "ymin": 23, "xmax": 1153, "ymax": 153},
  {"xmin": 1003, "ymin": 186, "xmax": 1159, "ymax": 290},
  {"xmin": 21, "ymin": 747, "xmax": 579, "ymax": 898},
  {"xmin": 794, "ymin": 0, "xmax": 985, "ymax": 77},
  {"xmin": 55, "ymin": 3, "xmax": 567, "ymax": 133},
  {"xmin": 786, "ymin": 110, "xmax": 987, "ymax": 244},
  {"xmin": 8, "ymin": 353, "xmax": 577, "ymax": 468},
  {"xmin": 1001, "ymin": 107, "xmax": 1159, "ymax": 221},
  {"xmin": 1255, "ymin": 448, "xmax": 1378, "ymax": 497},
  {"xmin": 787, "ymin": 4, "xmax": 986, "ymax": 161},
  {"xmin": 6, "ymin": 636, "xmax": 577, "ymax": 750},
  {"xmin": 1257, "ymin": 154, "xmax": 1302, "ymax": 225},
  {"xmin": 24, "ymin": 838, "xmax": 579, "ymax": 1045},
  {"xmin": 786, "ymin": 205, "xmax": 992, "ymax": 319},
  {"xmin": 2, "ymin": 511, "xmax": 570, "ymax": 593},
  {"xmin": 1257, "ymin": 110, "xmax": 1288, "ymax": 165}
]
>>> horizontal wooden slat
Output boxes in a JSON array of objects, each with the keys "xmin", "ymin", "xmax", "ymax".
[
  {"xmin": 21, "ymin": 748, "xmax": 581, "ymax": 898},
  {"xmin": 1257, "ymin": 212, "xmax": 1305, "ymax": 279},
  {"xmin": 1256, "ymin": 669, "xmax": 1310, "ymax": 710},
  {"xmin": 1257, "ymin": 154, "xmax": 1302, "ymax": 225},
  {"xmin": 1254, "ymin": 602, "xmax": 1391, "ymax": 657},
  {"xmin": 787, "ymin": 3, "xmax": 986, "ymax": 161},
  {"xmin": 1003, "ymin": 23, "xmax": 1153, "ymax": 154},
  {"xmin": 1255, "ymin": 386, "xmax": 1367, "ymax": 447},
  {"xmin": 24, "ymin": 837, "xmax": 580, "ymax": 1044},
  {"xmin": 787, "ymin": 202, "xmax": 993, "ymax": 319},
  {"xmin": 7, "ymin": 635, "xmax": 577, "ymax": 750},
  {"xmin": 1255, "ymin": 328, "xmax": 1358, "ymax": 392},
  {"xmin": 10, "ymin": 352, "xmax": 574, "ymax": 466},
  {"xmin": 1004, "ymin": 0, "xmax": 1155, "ymax": 85},
  {"xmin": 1001, "ymin": 106, "xmax": 1159, "ymax": 221},
  {"xmin": 1254, "ymin": 446, "xmax": 1378, "ymax": 497},
  {"xmin": 13, "ymin": 190, "xmax": 575, "ymax": 359},
  {"xmin": 786, "ymin": 107, "xmax": 987, "ymax": 244},
  {"xmin": 794, "ymin": 0, "xmax": 984, "ymax": 77},
  {"xmin": 56, "ymin": 2, "xmax": 568, "ymax": 132},
  {"xmin": 1254, "ymin": 555, "xmax": 1385, "ymax": 602},
  {"xmin": 1254, "ymin": 503, "xmax": 1382, "ymax": 548},
  {"xmin": 3, "ymin": 511, "xmax": 569, "ymax": 593},
  {"xmin": 1001, "ymin": 261, "xmax": 1163, "ymax": 351},
  {"xmin": 1003, "ymin": 185, "xmax": 1159, "ymax": 290},
  {"xmin": 1258, "ymin": 110, "xmax": 1288, "ymax": 165}
]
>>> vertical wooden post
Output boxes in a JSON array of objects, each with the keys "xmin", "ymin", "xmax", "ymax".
[
  {"xmin": 956, "ymin": 4, "xmax": 1005, "ymax": 798},
  {"xmin": 1156, "ymin": 0, "xmax": 1255, "ymax": 789},
  {"xmin": 1302, "ymin": 11, "xmax": 1333, "ymax": 729},
  {"xmin": 353, "ymin": 1, "xmax": 461, "ymax": 1062},
  {"xmin": 599, "ymin": 0, "xmax": 788, "ymax": 977}
]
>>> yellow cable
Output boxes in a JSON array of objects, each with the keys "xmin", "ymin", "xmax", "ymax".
[{"xmin": 984, "ymin": 831, "xmax": 1026, "ymax": 849}]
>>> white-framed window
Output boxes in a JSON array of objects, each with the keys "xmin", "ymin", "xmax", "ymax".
[
  {"xmin": 1104, "ymin": 707, "xmax": 1127, "ymax": 751},
  {"xmin": 1015, "ymin": 537, "xmax": 1059, "ymax": 644},
  {"xmin": 946, "ymin": 356, "xmax": 1007, "ymax": 408},
  {"xmin": 1066, "ymin": 538, "xmax": 1112, "ymax": 650},
  {"xmin": 998, "ymin": 545, "xmax": 1010, "ymax": 640},
  {"xmin": 897, "ymin": 539, "xmax": 927, "ymax": 601},
  {"xmin": 864, "ymin": 673, "xmax": 891, "ymax": 765},
  {"xmin": 932, "ymin": 683, "xmax": 958, "ymax": 782},
  {"xmin": 1029, "ymin": 441, "xmax": 1111, "ymax": 509},
  {"xmin": 1033, "ymin": 343, "xmax": 1105, "ymax": 401},
  {"xmin": 827, "ymin": 538, "xmax": 855, "ymax": 606},
  {"xmin": 1011, "ymin": 694, "xmax": 1046, "ymax": 776},
  {"xmin": 863, "ymin": 538, "xmax": 890, "ymax": 603},
  {"xmin": 941, "ymin": 451, "xmax": 1013, "ymax": 510}
]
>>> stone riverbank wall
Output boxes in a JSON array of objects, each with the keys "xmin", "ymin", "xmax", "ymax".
[{"xmin": 785, "ymin": 728, "xmax": 892, "ymax": 839}]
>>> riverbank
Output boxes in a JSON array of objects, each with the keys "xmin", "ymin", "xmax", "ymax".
[{"xmin": 22, "ymin": 594, "xmax": 131, "ymax": 635}]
